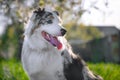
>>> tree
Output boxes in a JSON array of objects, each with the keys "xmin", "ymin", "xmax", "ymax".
[{"xmin": 0, "ymin": 0, "xmax": 108, "ymax": 59}]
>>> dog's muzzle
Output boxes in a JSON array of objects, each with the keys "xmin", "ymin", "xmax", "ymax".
[
  {"xmin": 61, "ymin": 29, "xmax": 67, "ymax": 36},
  {"xmin": 41, "ymin": 28, "xmax": 66, "ymax": 50}
]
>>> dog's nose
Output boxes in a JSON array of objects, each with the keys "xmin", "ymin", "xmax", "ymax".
[{"xmin": 61, "ymin": 29, "xmax": 67, "ymax": 36}]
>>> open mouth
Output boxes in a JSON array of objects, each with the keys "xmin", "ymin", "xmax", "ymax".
[{"xmin": 41, "ymin": 31, "xmax": 62, "ymax": 50}]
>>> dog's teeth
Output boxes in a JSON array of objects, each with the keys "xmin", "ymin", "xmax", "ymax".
[
  {"xmin": 46, "ymin": 34, "xmax": 50, "ymax": 40},
  {"xmin": 46, "ymin": 34, "xmax": 48, "ymax": 37}
]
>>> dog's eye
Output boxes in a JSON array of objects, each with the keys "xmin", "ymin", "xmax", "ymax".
[{"xmin": 47, "ymin": 20, "xmax": 52, "ymax": 24}]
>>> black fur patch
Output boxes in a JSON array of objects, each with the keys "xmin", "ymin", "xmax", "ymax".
[
  {"xmin": 64, "ymin": 55, "xmax": 86, "ymax": 80},
  {"xmin": 33, "ymin": 8, "xmax": 54, "ymax": 25}
]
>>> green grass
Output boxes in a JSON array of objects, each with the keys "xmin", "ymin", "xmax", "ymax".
[
  {"xmin": 88, "ymin": 62, "xmax": 120, "ymax": 80},
  {"xmin": 0, "ymin": 59, "xmax": 120, "ymax": 80},
  {"xmin": 0, "ymin": 59, "xmax": 28, "ymax": 80}
]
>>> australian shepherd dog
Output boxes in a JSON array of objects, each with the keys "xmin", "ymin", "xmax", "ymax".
[{"xmin": 21, "ymin": 8, "xmax": 103, "ymax": 80}]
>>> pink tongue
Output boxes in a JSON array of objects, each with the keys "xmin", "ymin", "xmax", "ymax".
[{"xmin": 50, "ymin": 36, "xmax": 62, "ymax": 50}]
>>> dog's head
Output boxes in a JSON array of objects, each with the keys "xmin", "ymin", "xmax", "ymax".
[{"xmin": 25, "ymin": 8, "xmax": 67, "ymax": 50}]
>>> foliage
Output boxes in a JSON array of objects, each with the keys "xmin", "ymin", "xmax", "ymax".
[
  {"xmin": 65, "ymin": 23, "xmax": 103, "ymax": 41},
  {"xmin": 0, "ymin": 59, "xmax": 120, "ymax": 80},
  {"xmin": 0, "ymin": 23, "xmax": 23, "ymax": 59}
]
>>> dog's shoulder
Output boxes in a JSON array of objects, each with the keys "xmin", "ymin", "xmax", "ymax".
[
  {"xmin": 62, "ymin": 50, "xmax": 103, "ymax": 80},
  {"xmin": 63, "ymin": 52, "xmax": 85, "ymax": 80}
]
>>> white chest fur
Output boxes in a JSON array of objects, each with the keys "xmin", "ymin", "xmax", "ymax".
[{"xmin": 22, "ymin": 43, "xmax": 65, "ymax": 80}]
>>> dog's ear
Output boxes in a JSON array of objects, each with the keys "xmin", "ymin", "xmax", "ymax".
[
  {"xmin": 42, "ymin": 8, "xmax": 45, "ymax": 12},
  {"xmin": 53, "ymin": 11, "xmax": 59, "ymax": 16},
  {"xmin": 33, "ymin": 8, "xmax": 45, "ymax": 17},
  {"xmin": 34, "ymin": 8, "xmax": 41, "ymax": 13},
  {"xmin": 38, "ymin": 8, "xmax": 42, "ymax": 12}
]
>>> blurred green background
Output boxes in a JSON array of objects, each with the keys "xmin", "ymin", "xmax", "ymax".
[{"xmin": 0, "ymin": 0, "xmax": 120, "ymax": 80}]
